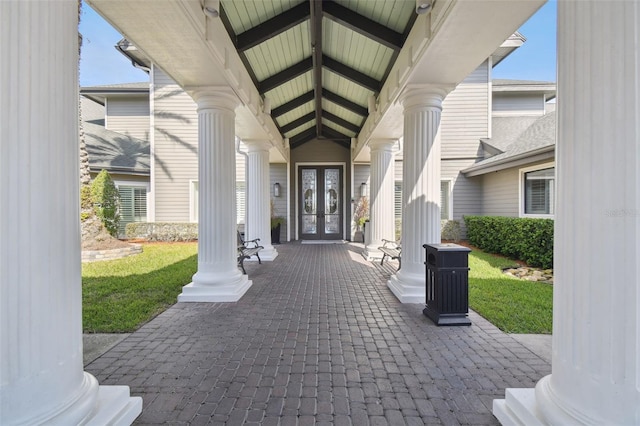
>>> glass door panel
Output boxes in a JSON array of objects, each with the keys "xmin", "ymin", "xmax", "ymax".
[{"xmin": 299, "ymin": 166, "xmax": 343, "ymax": 240}]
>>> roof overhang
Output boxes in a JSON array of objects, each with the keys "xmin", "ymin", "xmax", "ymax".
[
  {"xmin": 86, "ymin": 0, "xmax": 545, "ymax": 165},
  {"xmin": 462, "ymin": 145, "xmax": 555, "ymax": 177}
]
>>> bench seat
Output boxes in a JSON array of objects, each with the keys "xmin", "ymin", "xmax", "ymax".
[
  {"xmin": 237, "ymin": 231, "xmax": 264, "ymax": 274},
  {"xmin": 379, "ymin": 239, "xmax": 401, "ymax": 270}
]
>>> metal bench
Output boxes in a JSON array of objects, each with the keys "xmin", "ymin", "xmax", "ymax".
[
  {"xmin": 379, "ymin": 239, "xmax": 401, "ymax": 270},
  {"xmin": 237, "ymin": 231, "xmax": 263, "ymax": 274}
]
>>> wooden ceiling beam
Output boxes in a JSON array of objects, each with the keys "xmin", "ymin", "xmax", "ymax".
[
  {"xmin": 322, "ymin": 110, "xmax": 360, "ymax": 134},
  {"xmin": 323, "ymin": 0, "xmax": 403, "ymax": 51},
  {"xmin": 258, "ymin": 57, "xmax": 313, "ymax": 93},
  {"xmin": 321, "ymin": 89, "xmax": 368, "ymax": 117},
  {"xmin": 323, "ymin": 55, "xmax": 381, "ymax": 92},
  {"xmin": 271, "ymin": 91, "xmax": 314, "ymax": 117},
  {"xmin": 280, "ymin": 112, "xmax": 316, "ymax": 134},
  {"xmin": 236, "ymin": 2, "xmax": 311, "ymax": 52}
]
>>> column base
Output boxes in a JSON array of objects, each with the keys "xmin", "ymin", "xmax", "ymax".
[
  {"xmin": 178, "ymin": 273, "xmax": 252, "ymax": 302},
  {"xmin": 493, "ymin": 375, "xmax": 598, "ymax": 426},
  {"xmin": 246, "ymin": 246, "xmax": 278, "ymax": 261},
  {"xmin": 83, "ymin": 386, "xmax": 142, "ymax": 426},
  {"xmin": 363, "ymin": 246, "xmax": 384, "ymax": 261},
  {"xmin": 387, "ymin": 272, "xmax": 425, "ymax": 304}
]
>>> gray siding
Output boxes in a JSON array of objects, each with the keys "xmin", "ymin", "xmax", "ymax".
[
  {"xmin": 480, "ymin": 168, "xmax": 520, "ymax": 217},
  {"xmin": 442, "ymin": 159, "xmax": 482, "ymax": 223},
  {"xmin": 270, "ymin": 164, "xmax": 288, "ymax": 241},
  {"xmin": 152, "ymin": 67, "xmax": 199, "ymax": 222},
  {"xmin": 441, "ymin": 61, "xmax": 489, "ymax": 159},
  {"xmin": 493, "ymin": 93, "xmax": 545, "ymax": 116},
  {"xmin": 106, "ymin": 96, "xmax": 150, "ymax": 141}
]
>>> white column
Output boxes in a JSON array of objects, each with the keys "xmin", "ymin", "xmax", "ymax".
[
  {"xmin": 494, "ymin": 2, "xmax": 640, "ymax": 425},
  {"xmin": 365, "ymin": 139, "xmax": 396, "ymax": 260},
  {"xmin": 244, "ymin": 140, "xmax": 278, "ymax": 261},
  {"xmin": 179, "ymin": 89, "xmax": 252, "ymax": 302},
  {"xmin": 388, "ymin": 86, "xmax": 450, "ymax": 304},
  {"xmin": 0, "ymin": 2, "xmax": 141, "ymax": 424}
]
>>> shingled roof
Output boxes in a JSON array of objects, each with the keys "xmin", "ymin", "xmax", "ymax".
[{"xmin": 81, "ymin": 96, "xmax": 150, "ymax": 176}]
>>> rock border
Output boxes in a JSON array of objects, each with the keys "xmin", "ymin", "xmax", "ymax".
[
  {"xmin": 82, "ymin": 243, "xmax": 143, "ymax": 263},
  {"xmin": 503, "ymin": 266, "xmax": 553, "ymax": 284}
]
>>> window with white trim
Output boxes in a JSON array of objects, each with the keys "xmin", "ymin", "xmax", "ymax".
[
  {"xmin": 394, "ymin": 180, "xmax": 452, "ymax": 220},
  {"xmin": 522, "ymin": 166, "xmax": 555, "ymax": 217},
  {"xmin": 189, "ymin": 180, "xmax": 246, "ymax": 224},
  {"xmin": 117, "ymin": 185, "xmax": 147, "ymax": 236}
]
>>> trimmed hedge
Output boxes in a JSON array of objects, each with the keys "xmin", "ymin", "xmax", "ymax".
[
  {"xmin": 464, "ymin": 216, "xmax": 554, "ymax": 269},
  {"xmin": 91, "ymin": 170, "xmax": 120, "ymax": 236},
  {"xmin": 125, "ymin": 222, "xmax": 198, "ymax": 242}
]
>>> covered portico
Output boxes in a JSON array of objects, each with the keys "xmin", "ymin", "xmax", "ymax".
[{"xmin": 2, "ymin": 1, "xmax": 639, "ymax": 425}]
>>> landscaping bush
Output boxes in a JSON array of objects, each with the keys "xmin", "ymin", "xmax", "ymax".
[
  {"xmin": 90, "ymin": 170, "xmax": 120, "ymax": 237},
  {"xmin": 125, "ymin": 222, "xmax": 199, "ymax": 241},
  {"xmin": 464, "ymin": 215, "xmax": 554, "ymax": 268},
  {"xmin": 441, "ymin": 219, "xmax": 462, "ymax": 242}
]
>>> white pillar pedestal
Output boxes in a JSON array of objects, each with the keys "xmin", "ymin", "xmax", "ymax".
[
  {"xmin": 244, "ymin": 140, "xmax": 278, "ymax": 261},
  {"xmin": 0, "ymin": 2, "xmax": 141, "ymax": 424},
  {"xmin": 494, "ymin": 2, "xmax": 640, "ymax": 425},
  {"xmin": 365, "ymin": 139, "xmax": 396, "ymax": 261},
  {"xmin": 388, "ymin": 86, "xmax": 450, "ymax": 304},
  {"xmin": 179, "ymin": 89, "xmax": 251, "ymax": 302}
]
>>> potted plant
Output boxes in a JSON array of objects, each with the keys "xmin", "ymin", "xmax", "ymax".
[
  {"xmin": 270, "ymin": 200, "xmax": 284, "ymax": 244},
  {"xmin": 353, "ymin": 196, "xmax": 369, "ymax": 242}
]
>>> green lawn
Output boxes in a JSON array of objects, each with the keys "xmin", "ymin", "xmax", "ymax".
[
  {"xmin": 469, "ymin": 249, "xmax": 553, "ymax": 334},
  {"xmin": 82, "ymin": 243, "xmax": 197, "ymax": 333},
  {"xmin": 82, "ymin": 242, "xmax": 553, "ymax": 335}
]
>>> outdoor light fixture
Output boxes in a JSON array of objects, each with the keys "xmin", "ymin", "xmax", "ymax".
[
  {"xmin": 203, "ymin": 0, "xmax": 220, "ymax": 18},
  {"xmin": 360, "ymin": 182, "xmax": 368, "ymax": 198},
  {"xmin": 274, "ymin": 182, "xmax": 281, "ymax": 197},
  {"xmin": 416, "ymin": 0, "xmax": 432, "ymax": 14}
]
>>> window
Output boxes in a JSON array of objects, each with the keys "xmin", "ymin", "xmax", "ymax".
[
  {"xmin": 118, "ymin": 186, "xmax": 147, "ymax": 236},
  {"xmin": 394, "ymin": 180, "xmax": 452, "ymax": 220},
  {"xmin": 522, "ymin": 165, "xmax": 555, "ymax": 217},
  {"xmin": 190, "ymin": 180, "xmax": 246, "ymax": 224}
]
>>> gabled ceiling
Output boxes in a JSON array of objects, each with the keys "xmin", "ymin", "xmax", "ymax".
[{"xmin": 219, "ymin": 0, "xmax": 416, "ymax": 149}]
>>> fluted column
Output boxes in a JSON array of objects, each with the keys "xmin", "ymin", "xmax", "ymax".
[
  {"xmin": 245, "ymin": 140, "xmax": 278, "ymax": 261},
  {"xmin": 388, "ymin": 86, "xmax": 450, "ymax": 303},
  {"xmin": 365, "ymin": 139, "xmax": 396, "ymax": 260},
  {"xmin": 179, "ymin": 89, "xmax": 252, "ymax": 302},
  {"xmin": 0, "ymin": 1, "xmax": 141, "ymax": 424},
  {"xmin": 494, "ymin": 2, "xmax": 640, "ymax": 424}
]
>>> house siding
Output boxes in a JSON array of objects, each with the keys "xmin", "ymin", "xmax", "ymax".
[
  {"xmin": 106, "ymin": 97, "xmax": 150, "ymax": 141},
  {"xmin": 152, "ymin": 67, "xmax": 199, "ymax": 222},
  {"xmin": 493, "ymin": 93, "xmax": 545, "ymax": 116},
  {"xmin": 270, "ymin": 164, "xmax": 288, "ymax": 241},
  {"xmin": 480, "ymin": 168, "xmax": 520, "ymax": 217},
  {"xmin": 441, "ymin": 61, "xmax": 489, "ymax": 160}
]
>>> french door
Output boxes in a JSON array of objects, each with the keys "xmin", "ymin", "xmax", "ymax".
[{"xmin": 299, "ymin": 166, "xmax": 343, "ymax": 240}]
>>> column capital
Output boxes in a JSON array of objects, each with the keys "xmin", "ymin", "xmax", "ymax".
[
  {"xmin": 368, "ymin": 139, "xmax": 397, "ymax": 152},
  {"xmin": 399, "ymin": 84, "xmax": 454, "ymax": 111},
  {"xmin": 187, "ymin": 86, "xmax": 240, "ymax": 111},
  {"xmin": 243, "ymin": 139, "xmax": 273, "ymax": 152}
]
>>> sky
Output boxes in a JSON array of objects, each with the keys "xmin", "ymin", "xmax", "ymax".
[{"xmin": 79, "ymin": 0, "xmax": 557, "ymax": 87}]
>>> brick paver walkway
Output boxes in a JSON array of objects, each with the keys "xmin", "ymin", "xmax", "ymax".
[{"xmin": 86, "ymin": 242, "xmax": 550, "ymax": 425}]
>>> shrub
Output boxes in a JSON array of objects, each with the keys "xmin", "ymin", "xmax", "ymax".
[
  {"xmin": 90, "ymin": 170, "xmax": 120, "ymax": 236},
  {"xmin": 441, "ymin": 220, "xmax": 462, "ymax": 242},
  {"xmin": 464, "ymin": 215, "xmax": 554, "ymax": 269},
  {"xmin": 125, "ymin": 222, "xmax": 199, "ymax": 241}
]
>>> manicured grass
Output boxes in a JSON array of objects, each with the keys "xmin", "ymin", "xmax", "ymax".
[
  {"xmin": 82, "ymin": 243, "xmax": 197, "ymax": 333},
  {"xmin": 469, "ymin": 248, "xmax": 553, "ymax": 334}
]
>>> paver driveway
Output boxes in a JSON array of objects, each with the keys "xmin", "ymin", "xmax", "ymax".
[{"xmin": 86, "ymin": 242, "xmax": 550, "ymax": 425}]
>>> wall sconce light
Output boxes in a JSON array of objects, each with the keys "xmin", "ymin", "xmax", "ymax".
[
  {"xmin": 203, "ymin": 0, "xmax": 220, "ymax": 18},
  {"xmin": 274, "ymin": 182, "xmax": 281, "ymax": 197},
  {"xmin": 360, "ymin": 182, "xmax": 368, "ymax": 198},
  {"xmin": 416, "ymin": 0, "xmax": 432, "ymax": 15},
  {"xmin": 263, "ymin": 97, "xmax": 271, "ymax": 115}
]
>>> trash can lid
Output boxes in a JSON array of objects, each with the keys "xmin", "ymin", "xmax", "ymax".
[{"xmin": 422, "ymin": 243, "xmax": 471, "ymax": 252}]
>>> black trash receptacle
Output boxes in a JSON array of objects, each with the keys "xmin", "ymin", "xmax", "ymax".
[{"xmin": 423, "ymin": 243, "xmax": 472, "ymax": 326}]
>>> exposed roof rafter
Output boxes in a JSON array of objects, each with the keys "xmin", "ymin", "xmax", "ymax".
[
  {"xmin": 310, "ymin": 0, "xmax": 324, "ymax": 137},
  {"xmin": 323, "ymin": 0, "xmax": 403, "ymax": 51},
  {"xmin": 271, "ymin": 91, "xmax": 315, "ymax": 117},
  {"xmin": 323, "ymin": 110, "xmax": 360, "ymax": 134},
  {"xmin": 280, "ymin": 112, "xmax": 315, "ymax": 134},
  {"xmin": 323, "ymin": 55, "xmax": 381, "ymax": 93},
  {"xmin": 258, "ymin": 57, "xmax": 313, "ymax": 93},
  {"xmin": 236, "ymin": 2, "xmax": 310, "ymax": 52},
  {"xmin": 290, "ymin": 127, "xmax": 317, "ymax": 148},
  {"xmin": 322, "ymin": 89, "xmax": 368, "ymax": 117}
]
